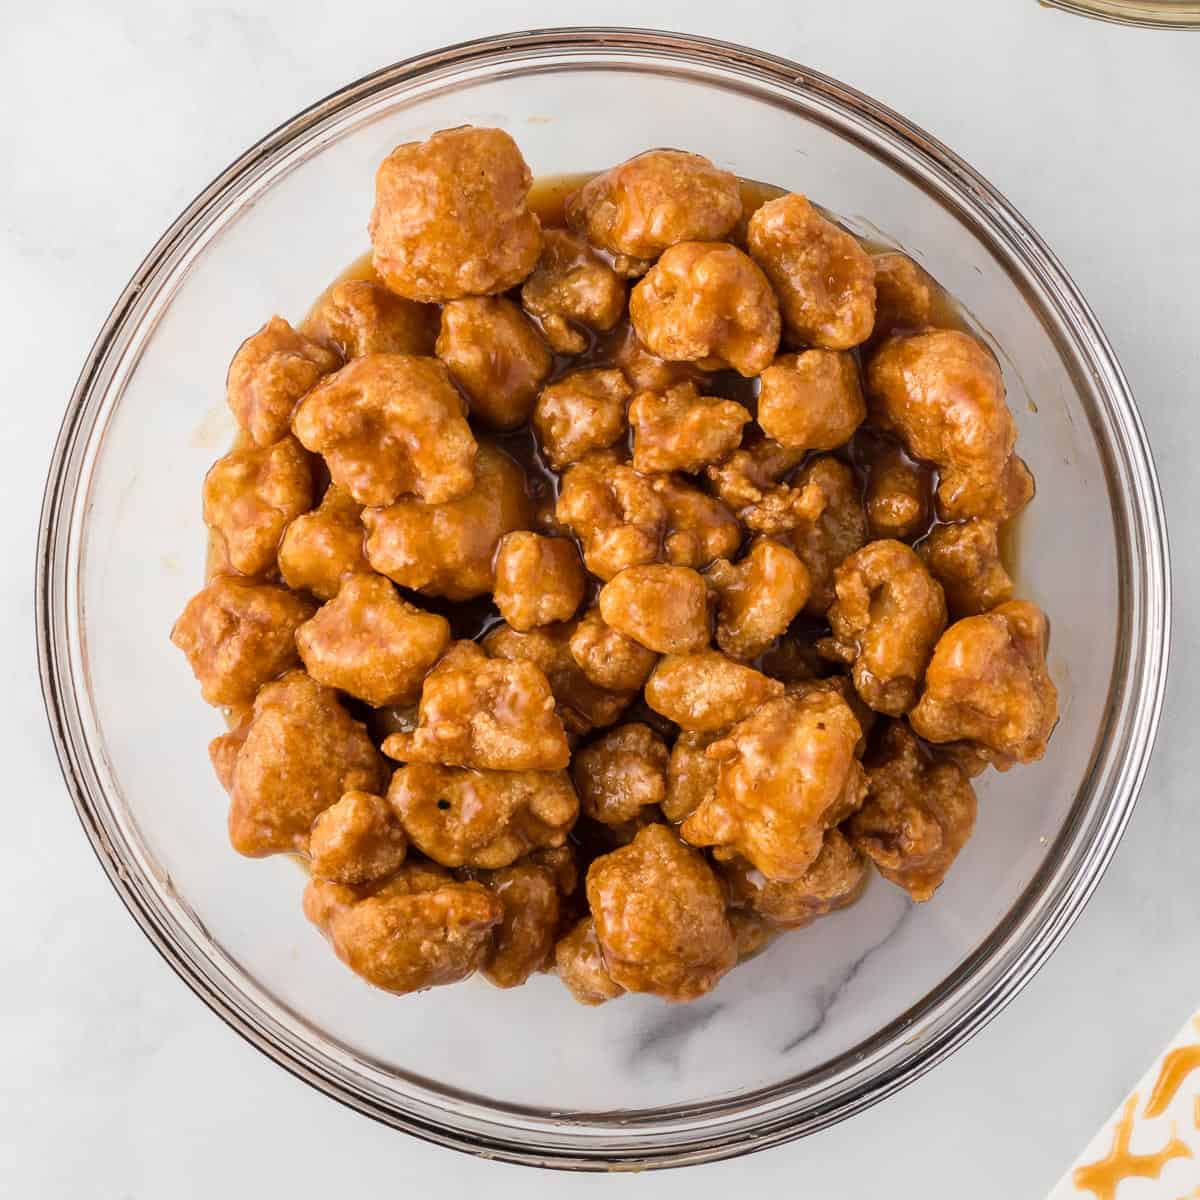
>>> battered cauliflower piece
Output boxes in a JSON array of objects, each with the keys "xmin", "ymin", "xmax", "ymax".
[
  {"xmin": 303, "ymin": 863, "xmax": 503, "ymax": 994},
  {"xmin": 277, "ymin": 484, "xmax": 368, "ymax": 600},
  {"xmin": 213, "ymin": 671, "xmax": 386, "ymax": 857},
  {"xmin": 757, "ymin": 351, "xmax": 866, "ymax": 451},
  {"xmin": 746, "ymin": 193, "xmax": 876, "ymax": 349},
  {"xmin": 533, "ymin": 369, "xmax": 631, "ymax": 470},
  {"xmin": 705, "ymin": 438, "xmax": 820, "ymax": 537},
  {"xmin": 787, "ymin": 456, "xmax": 868, "ymax": 615},
  {"xmin": 729, "ymin": 910, "xmax": 778, "ymax": 962},
  {"xmin": 482, "ymin": 621, "xmax": 635, "ymax": 735},
  {"xmin": 520, "ymin": 229, "xmax": 626, "ymax": 354},
  {"xmin": 567, "ymin": 605, "xmax": 659, "ymax": 693},
  {"xmin": 480, "ymin": 864, "xmax": 561, "ymax": 988},
  {"xmin": 680, "ymin": 691, "xmax": 866, "ymax": 882},
  {"xmin": 292, "ymin": 353, "xmax": 476, "ymax": 507},
  {"xmin": 172, "ymin": 575, "xmax": 315, "ymax": 706},
  {"xmin": 555, "ymin": 916, "xmax": 624, "ymax": 1006},
  {"xmin": 436, "ymin": 297, "xmax": 552, "ymax": 429},
  {"xmin": 871, "ymin": 252, "xmax": 938, "ymax": 340},
  {"xmin": 864, "ymin": 445, "xmax": 933, "ymax": 541},
  {"xmin": 555, "ymin": 452, "xmax": 665, "ymax": 580},
  {"xmin": 202, "ymin": 436, "xmax": 313, "ymax": 577},
  {"xmin": 226, "ymin": 316, "xmax": 341, "ymax": 446},
  {"xmin": 586, "ymin": 824, "xmax": 736, "ymax": 1002},
  {"xmin": 644, "ymin": 651, "xmax": 784, "ymax": 732},
  {"xmin": 493, "ymin": 532, "xmax": 585, "ymax": 631},
  {"xmin": 296, "ymin": 574, "xmax": 450, "ymax": 706},
  {"xmin": 610, "ymin": 322, "xmax": 708, "ymax": 393},
  {"xmin": 629, "ymin": 382, "xmax": 750, "ymax": 475},
  {"xmin": 308, "ymin": 790, "xmax": 408, "ymax": 885},
  {"xmin": 918, "ymin": 519, "xmax": 1014, "ymax": 617},
  {"xmin": 821, "ymin": 540, "xmax": 948, "ymax": 716},
  {"xmin": 572, "ymin": 723, "xmax": 669, "ymax": 826},
  {"xmin": 305, "ymin": 280, "xmax": 437, "ymax": 359},
  {"xmin": 382, "ymin": 641, "xmax": 569, "ymax": 770},
  {"xmin": 387, "ymin": 761, "xmax": 577, "ymax": 868},
  {"xmin": 598, "ymin": 564, "xmax": 711, "ymax": 654},
  {"xmin": 362, "ymin": 443, "xmax": 531, "ymax": 601},
  {"xmin": 662, "ymin": 730, "xmax": 723, "ymax": 824},
  {"xmin": 565, "ymin": 149, "xmax": 741, "ymax": 259},
  {"xmin": 846, "ymin": 722, "xmax": 977, "ymax": 902},
  {"xmin": 910, "ymin": 600, "xmax": 1058, "ymax": 765},
  {"xmin": 705, "ymin": 540, "xmax": 812, "ymax": 661},
  {"xmin": 721, "ymin": 828, "xmax": 866, "ymax": 927},
  {"xmin": 369, "ymin": 126, "xmax": 542, "ymax": 302},
  {"xmin": 630, "ymin": 241, "xmax": 781, "ymax": 377},
  {"xmin": 866, "ymin": 330, "xmax": 1028, "ymax": 522},
  {"xmin": 653, "ymin": 473, "xmax": 742, "ymax": 569}
]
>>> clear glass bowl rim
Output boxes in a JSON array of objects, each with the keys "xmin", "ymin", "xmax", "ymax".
[
  {"xmin": 36, "ymin": 27, "xmax": 1171, "ymax": 1171},
  {"xmin": 1040, "ymin": 0, "xmax": 1200, "ymax": 28}
]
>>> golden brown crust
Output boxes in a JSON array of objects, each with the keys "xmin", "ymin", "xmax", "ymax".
[
  {"xmin": 369, "ymin": 127, "xmax": 541, "ymax": 302},
  {"xmin": 705, "ymin": 540, "xmax": 811, "ymax": 661},
  {"xmin": 520, "ymin": 229, "xmax": 626, "ymax": 354},
  {"xmin": 555, "ymin": 916, "xmax": 624, "ymax": 1006},
  {"xmin": 493, "ymin": 532, "xmax": 586, "ymax": 632},
  {"xmin": 757, "ymin": 351, "xmax": 865, "ymax": 451},
  {"xmin": 572, "ymin": 723, "xmax": 669, "ymax": 826},
  {"xmin": 306, "ymin": 281, "xmax": 437, "ymax": 360},
  {"xmin": 309, "ymin": 791, "xmax": 408, "ymax": 885},
  {"xmin": 629, "ymin": 383, "xmax": 750, "ymax": 475},
  {"xmin": 533, "ymin": 370, "xmax": 631, "ymax": 470},
  {"xmin": 480, "ymin": 864, "xmax": 561, "ymax": 988},
  {"xmin": 597, "ymin": 564, "xmax": 711, "ymax": 654},
  {"xmin": 277, "ymin": 485, "xmax": 368, "ymax": 600},
  {"xmin": 644, "ymin": 651, "xmax": 784, "ymax": 732},
  {"xmin": 918, "ymin": 519, "xmax": 1014, "ymax": 618}
]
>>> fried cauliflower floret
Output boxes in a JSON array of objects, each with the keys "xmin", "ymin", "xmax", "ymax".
[
  {"xmin": 909, "ymin": 600, "xmax": 1058, "ymax": 765},
  {"xmin": 918, "ymin": 519, "xmax": 1014, "ymax": 618},
  {"xmin": 202, "ymin": 436, "xmax": 313, "ymax": 577},
  {"xmin": 555, "ymin": 452, "xmax": 665, "ymax": 580},
  {"xmin": 493, "ymin": 532, "xmax": 585, "ymax": 632},
  {"xmin": 787, "ymin": 456, "xmax": 868, "ymax": 615},
  {"xmin": 845, "ymin": 722, "xmax": 977, "ymax": 902},
  {"xmin": 644, "ymin": 651, "xmax": 784, "ymax": 732},
  {"xmin": 520, "ymin": 229, "xmax": 626, "ymax": 354},
  {"xmin": 172, "ymin": 576, "xmax": 314, "ymax": 707},
  {"xmin": 598, "ymin": 564, "xmax": 711, "ymax": 654},
  {"xmin": 567, "ymin": 605, "xmax": 659, "ymax": 693},
  {"xmin": 308, "ymin": 791, "xmax": 408, "ymax": 885},
  {"xmin": 629, "ymin": 382, "xmax": 750, "ymax": 475},
  {"xmin": 533, "ymin": 369, "xmax": 631, "ymax": 470},
  {"xmin": 866, "ymin": 330, "xmax": 1030, "ymax": 522},
  {"xmin": 387, "ymin": 761, "xmax": 577, "ymax": 869},
  {"xmin": 864, "ymin": 445, "xmax": 933, "ymax": 541},
  {"xmin": 705, "ymin": 438, "xmax": 820, "ymax": 537},
  {"xmin": 555, "ymin": 916, "xmax": 624, "ymax": 1006},
  {"xmin": 746, "ymin": 193, "xmax": 876, "ymax": 349},
  {"xmin": 680, "ymin": 692, "xmax": 865, "ymax": 882},
  {"xmin": 820, "ymin": 540, "xmax": 948, "ymax": 716},
  {"xmin": 382, "ymin": 641, "xmax": 569, "ymax": 770},
  {"xmin": 654, "ymin": 473, "xmax": 742, "ymax": 569},
  {"xmin": 362, "ymin": 443, "xmax": 531, "ymax": 601},
  {"xmin": 480, "ymin": 864, "xmax": 561, "ymax": 988},
  {"xmin": 212, "ymin": 671, "xmax": 386, "ymax": 857},
  {"xmin": 871, "ymin": 252, "xmax": 937, "ymax": 340},
  {"xmin": 277, "ymin": 484, "xmax": 368, "ymax": 600},
  {"xmin": 303, "ymin": 863, "xmax": 503, "ymax": 994},
  {"xmin": 705, "ymin": 540, "xmax": 811, "ymax": 661},
  {"xmin": 226, "ymin": 316, "xmax": 341, "ymax": 446},
  {"xmin": 572, "ymin": 723, "xmax": 669, "ymax": 826},
  {"xmin": 587, "ymin": 824, "xmax": 736, "ymax": 1002},
  {"xmin": 296, "ymin": 574, "xmax": 450, "ymax": 707},
  {"xmin": 610, "ymin": 322, "xmax": 708, "ymax": 393},
  {"xmin": 305, "ymin": 280, "xmax": 437, "ymax": 359},
  {"xmin": 721, "ymin": 828, "xmax": 866, "ymax": 928},
  {"xmin": 292, "ymin": 353, "xmax": 476, "ymax": 507},
  {"xmin": 435, "ymin": 297, "xmax": 552, "ymax": 429},
  {"xmin": 369, "ymin": 126, "xmax": 541, "ymax": 302},
  {"xmin": 565, "ymin": 149, "xmax": 742, "ymax": 259},
  {"xmin": 630, "ymin": 241, "xmax": 781, "ymax": 377},
  {"xmin": 662, "ymin": 730, "xmax": 723, "ymax": 824},
  {"xmin": 482, "ymin": 622, "xmax": 635, "ymax": 736},
  {"xmin": 757, "ymin": 351, "xmax": 865, "ymax": 450}
]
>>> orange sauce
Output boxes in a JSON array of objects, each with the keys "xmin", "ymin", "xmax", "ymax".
[
  {"xmin": 1073, "ymin": 1093, "xmax": 1192, "ymax": 1200},
  {"xmin": 1145, "ymin": 1040, "xmax": 1200, "ymax": 1119}
]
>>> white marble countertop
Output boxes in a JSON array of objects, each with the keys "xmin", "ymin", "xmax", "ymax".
[{"xmin": 4, "ymin": 1, "xmax": 1198, "ymax": 1195}]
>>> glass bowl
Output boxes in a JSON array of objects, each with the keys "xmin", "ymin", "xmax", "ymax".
[
  {"xmin": 37, "ymin": 28, "xmax": 1170, "ymax": 1170},
  {"xmin": 1041, "ymin": 0, "xmax": 1200, "ymax": 27}
]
